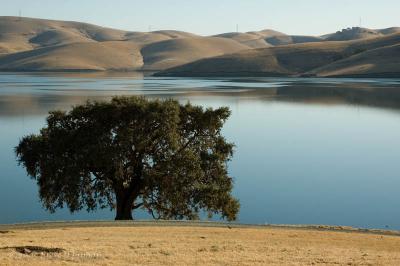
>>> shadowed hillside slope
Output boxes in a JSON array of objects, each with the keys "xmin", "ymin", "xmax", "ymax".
[
  {"xmin": 156, "ymin": 33, "xmax": 400, "ymax": 77},
  {"xmin": 0, "ymin": 17, "xmax": 254, "ymax": 71},
  {"xmin": 0, "ymin": 16, "xmax": 127, "ymax": 52},
  {"xmin": 214, "ymin": 29, "xmax": 309, "ymax": 48},
  {"xmin": 0, "ymin": 42, "xmax": 143, "ymax": 71},
  {"xmin": 0, "ymin": 16, "xmax": 399, "ymax": 74},
  {"xmin": 213, "ymin": 32, "xmax": 272, "ymax": 48},
  {"xmin": 311, "ymin": 44, "xmax": 400, "ymax": 77},
  {"xmin": 265, "ymin": 35, "xmax": 323, "ymax": 46},
  {"xmin": 141, "ymin": 37, "xmax": 250, "ymax": 70},
  {"xmin": 378, "ymin": 27, "xmax": 400, "ymax": 35}
]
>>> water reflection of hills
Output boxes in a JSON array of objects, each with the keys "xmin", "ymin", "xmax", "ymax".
[
  {"xmin": 2, "ymin": 81, "xmax": 400, "ymax": 117},
  {"xmin": 276, "ymin": 83, "xmax": 400, "ymax": 109}
]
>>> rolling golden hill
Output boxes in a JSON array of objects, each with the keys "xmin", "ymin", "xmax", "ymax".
[
  {"xmin": 141, "ymin": 37, "xmax": 249, "ymax": 70},
  {"xmin": 157, "ymin": 33, "xmax": 400, "ymax": 77},
  {"xmin": 0, "ymin": 16, "xmax": 255, "ymax": 72},
  {"xmin": 0, "ymin": 17, "xmax": 250, "ymax": 71},
  {"xmin": 0, "ymin": 16, "xmax": 399, "ymax": 76},
  {"xmin": 0, "ymin": 41, "xmax": 143, "ymax": 71},
  {"xmin": 311, "ymin": 43, "xmax": 400, "ymax": 77}
]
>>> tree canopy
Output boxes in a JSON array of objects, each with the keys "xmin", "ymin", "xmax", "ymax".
[{"xmin": 16, "ymin": 96, "xmax": 239, "ymax": 220}]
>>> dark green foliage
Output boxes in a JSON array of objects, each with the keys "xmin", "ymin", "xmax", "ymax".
[{"xmin": 15, "ymin": 96, "xmax": 239, "ymax": 221}]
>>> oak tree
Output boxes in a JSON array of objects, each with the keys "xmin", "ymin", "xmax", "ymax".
[{"xmin": 16, "ymin": 96, "xmax": 239, "ymax": 220}]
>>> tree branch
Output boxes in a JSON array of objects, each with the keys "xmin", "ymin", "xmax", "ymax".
[{"xmin": 133, "ymin": 202, "xmax": 144, "ymax": 209}]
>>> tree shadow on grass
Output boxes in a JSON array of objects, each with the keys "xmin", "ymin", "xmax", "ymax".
[{"xmin": 0, "ymin": 246, "xmax": 65, "ymax": 255}]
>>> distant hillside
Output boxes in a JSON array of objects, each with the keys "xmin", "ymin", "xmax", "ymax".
[
  {"xmin": 323, "ymin": 27, "xmax": 400, "ymax": 41},
  {"xmin": 141, "ymin": 37, "xmax": 249, "ymax": 70},
  {"xmin": 311, "ymin": 44, "xmax": 400, "ymax": 77},
  {"xmin": 214, "ymin": 30, "xmax": 322, "ymax": 47},
  {"xmin": 0, "ymin": 41, "xmax": 143, "ymax": 71},
  {"xmin": 324, "ymin": 27, "xmax": 382, "ymax": 41},
  {"xmin": 265, "ymin": 35, "xmax": 324, "ymax": 46},
  {"xmin": 156, "ymin": 33, "xmax": 400, "ymax": 78},
  {"xmin": 0, "ymin": 16, "xmax": 259, "ymax": 71},
  {"xmin": 0, "ymin": 16, "xmax": 399, "ymax": 75},
  {"xmin": 377, "ymin": 27, "xmax": 400, "ymax": 35},
  {"xmin": 213, "ymin": 32, "xmax": 272, "ymax": 48},
  {"xmin": 247, "ymin": 29, "xmax": 287, "ymax": 38},
  {"xmin": 0, "ymin": 16, "xmax": 127, "ymax": 52}
]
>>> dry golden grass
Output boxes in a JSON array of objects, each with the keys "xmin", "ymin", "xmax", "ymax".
[
  {"xmin": 141, "ymin": 37, "xmax": 249, "ymax": 71},
  {"xmin": 0, "ymin": 41, "xmax": 144, "ymax": 71},
  {"xmin": 0, "ymin": 16, "xmax": 253, "ymax": 72},
  {"xmin": 312, "ymin": 44, "xmax": 400, "ymax": 77},
  {"xmin": 157, "ymin": 32, "xmax": 400, "ymax": 77},
  {"xmin": 0, "ymin": 223, "xmax": 399, "ymax": 265},
  {"xmin": 1, "ymin": 16, "xmax": 400, "ymax": 75}
]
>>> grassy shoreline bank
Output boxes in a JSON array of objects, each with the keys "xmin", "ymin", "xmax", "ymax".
[{"xmin": 1, "ymin": 221, "xmax": 400, "ymax": 265}]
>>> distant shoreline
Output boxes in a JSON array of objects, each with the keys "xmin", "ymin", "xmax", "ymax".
[
  {"xmin": 0, "ymin": 70, "xmax": 399, "ymax": 79},
  {"xmin": 1, "ymin": 220, "xmax": 399, "ymax": 237},
  {"xmin": 154, "ymin": 71, "xmax": 400, "ymax": 79}
]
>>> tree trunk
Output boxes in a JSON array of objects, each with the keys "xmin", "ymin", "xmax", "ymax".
[{"xmin": 115, "ymin": 191, "xmax": 135, "ymax": 220}]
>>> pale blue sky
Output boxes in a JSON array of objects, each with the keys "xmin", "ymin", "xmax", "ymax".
[{"xmin": 1, "ymin": 0, "xmax": 399, "ymax": 36}]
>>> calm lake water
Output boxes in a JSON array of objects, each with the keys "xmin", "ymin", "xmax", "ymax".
[{"xmin": 1, "ymin": 72, "xmax": 400, "ymax": 229}]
